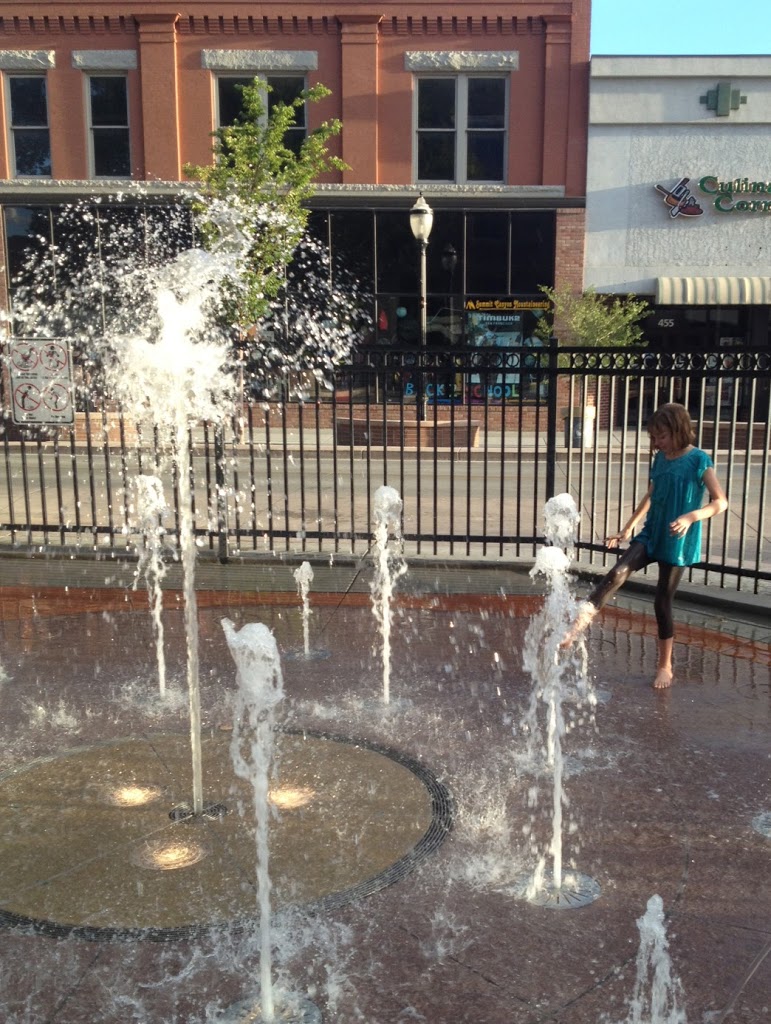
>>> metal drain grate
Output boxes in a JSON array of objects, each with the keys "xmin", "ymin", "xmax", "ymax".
[
  {"xmin": 216, "ymin": 994, "xmax": 322, "ymax": 1023},
  {"xmin": 513, "ymin": 870, "xmax": 601, "ymax": 909}
]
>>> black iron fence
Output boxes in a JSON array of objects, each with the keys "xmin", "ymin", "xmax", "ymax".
[{"xmin": 1, "ymin": 343, "xmax": 769, "ymax": 592}]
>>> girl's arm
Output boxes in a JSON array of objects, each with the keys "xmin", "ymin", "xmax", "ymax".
[
  {"xmin": 606, "ymin": 484, "xmax": 653, "ymax": 548},
  {"xmin": 669, "ymin": 468, "xmax": 728, "ymax": 536}
]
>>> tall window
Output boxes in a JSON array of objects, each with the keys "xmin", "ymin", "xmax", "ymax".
[
  {"xmin": 88, "ymin": 76, "xmax": 131, "ymax": 177},
  {"xmin": 416, "ymin": 76, "xmax": 507, "ymax": 183},
  {"xmin": 7, "ymin": 76, "xmax": 51, "ymax": 177},
  {"xmin": 217, "ymin": 75, "xmax": 307, "ymax": 154}
]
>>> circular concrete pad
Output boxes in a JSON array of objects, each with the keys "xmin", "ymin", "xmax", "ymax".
[{"xmin": 0, "ymin": 731, "xmax": 452, "ymax": 940}]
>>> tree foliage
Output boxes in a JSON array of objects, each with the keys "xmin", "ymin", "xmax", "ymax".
[
  {"xmin": 184, "ymin": 80, "xmax": 346, "ymax": 333},
  {"xmin": 538, "ymin": 285, "xmax": 649, "ymax": 348}
]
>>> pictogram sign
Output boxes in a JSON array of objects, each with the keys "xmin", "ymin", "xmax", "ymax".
[{"xmin": 8, "ymin": 338, "xmax": 74, "ymax": 424}]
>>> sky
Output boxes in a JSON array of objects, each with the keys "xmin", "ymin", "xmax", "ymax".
[{"xmin": 591, "ymin": 0, "xmax": 771, "ymax": 56}]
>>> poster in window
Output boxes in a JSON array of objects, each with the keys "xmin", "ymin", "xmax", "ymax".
[{"xmin": 465, "ymin": 298, "xmax": 549, "ymax": 404}]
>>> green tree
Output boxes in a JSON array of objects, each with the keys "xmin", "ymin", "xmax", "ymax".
[
  {"xmin": 537, "ymin": 285, "xmax": 649, "ymax": 349},
  {"xmin": 184, "ymin": 79, "xmax": 346, "ymax": 335}
]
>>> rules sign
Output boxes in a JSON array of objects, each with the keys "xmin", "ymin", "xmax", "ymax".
[{"xmin": 8, "ymin": 338, "xmax": 74, "ymax": 425}]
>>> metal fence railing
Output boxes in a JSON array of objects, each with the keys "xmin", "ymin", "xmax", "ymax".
[{"xmin": 1, "ymin": 343, "xmax": 769, "ymax": 593}]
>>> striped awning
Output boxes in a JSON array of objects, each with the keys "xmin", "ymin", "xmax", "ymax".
[{"xmin": 656, "ymin": 276, "xmax": 771, "ymax": 305}]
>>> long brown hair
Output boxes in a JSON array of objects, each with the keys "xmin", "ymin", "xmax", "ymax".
[{"xmin": 648, "ymin": 403, "xmax": 695, "ymax": 451}]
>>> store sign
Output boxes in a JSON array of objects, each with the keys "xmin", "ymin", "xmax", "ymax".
[
  {"xmin": 8, "ymin": 338, "xmax": 74, "ymax": 425},
  {"xmin": 654, "ymin": 178, "xmax": 704, "ymax": 218},
  {"xmin": 655, "ymin": 175, "xmax": 771, "ymax": 219}
]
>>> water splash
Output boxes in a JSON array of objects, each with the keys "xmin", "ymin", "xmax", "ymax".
[
  {"xmin": 370, "ymin": 486, "xmax": 407, "ymax": 704},
  {"xmin": 519, "ymin": 493, "xmax": 595, "ymax": 898},
  {"xmin": 223, "ymin": 618, "xmax": 285, "ymax": 1023},
  {"xmin": 293, "ymin": 562, "xmax": 314, "ymax": 658},
  {"xmin": 623, "ymin": 895, "xmax": 687, "ymax": 1024},
  {"xmin": 129, "ymin": 474, "xmax": 169, "ymax": 696}
]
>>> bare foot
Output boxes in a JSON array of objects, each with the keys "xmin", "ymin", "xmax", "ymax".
[
  {"xmin": 560, "ymin": 601, "xmax": 597, "ymax": 648},
  {"xmin": 653, "ymin": 668, "xmax": 673, "ymax": 689}
]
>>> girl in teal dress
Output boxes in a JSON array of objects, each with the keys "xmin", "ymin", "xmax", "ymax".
[{"xmin": 564, "ymin": 403, "xmax": 728, "ymax": 688}]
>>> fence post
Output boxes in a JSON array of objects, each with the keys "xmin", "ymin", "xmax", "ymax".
[
  {"xmin": 545, "ymin": 336, "xmax": 559, "ymax": 499},
  {"xmin": 214, "ymin": 423, "xmax": 229, "ymax": 564}
]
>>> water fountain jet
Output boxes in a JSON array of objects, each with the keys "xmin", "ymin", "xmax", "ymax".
[
  {"xmin": 514, "ymin": 493, "xmax": 600, "ymax": 909},
  {"xmin": 370, "ymin": 486, "xmax": 407, "ymax": 705},
  {"xmin": 221, "ymin": 618, "xmax": 321, "ymax": 1024}
]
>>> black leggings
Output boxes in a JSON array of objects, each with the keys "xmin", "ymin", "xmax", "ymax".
[{"xmin": 587, "ymin": 541, "xmax": 685, "ymax": 640}]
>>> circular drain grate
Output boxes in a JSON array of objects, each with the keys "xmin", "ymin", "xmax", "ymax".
[
  {"xmin": 0, "ymin": 729, "xmax": 454, "ymax": 941},
  {"xmin": 512, "ymin": 870, "xmax": 601, "ymax": 909}
]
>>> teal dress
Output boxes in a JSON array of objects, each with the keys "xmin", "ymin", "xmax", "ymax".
[{"xmin": 634, "ymin": 447, "xmax": 713, "ymax": 566}]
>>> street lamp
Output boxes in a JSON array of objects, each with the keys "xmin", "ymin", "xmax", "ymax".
[{"xmin": 409, "ymin": 193, "xmax": 433, "ymax": 420}]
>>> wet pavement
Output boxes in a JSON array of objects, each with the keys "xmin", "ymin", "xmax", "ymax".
[{"xmin": 0, "ymin": 564, "xmax": 768, "ymax": 1023}]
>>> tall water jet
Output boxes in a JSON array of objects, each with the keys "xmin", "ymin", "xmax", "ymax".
[
  {"xmin": 370, "ymin": 486, "xmax": 407, "ymax": 704},
  {"xmin": 293, "ymin": 561, "xmax": 314, "ymax": 658},
  {"xmin": 104, "ymin": 201, "xmax": 248, "ymax": 814},
  {"xmin": 129, "ymin": 474, "xmax": 169, "ymax": 696},
  {"xmin": 623, "ymin": 895, "xmax": 687, "ymax": 1024},
  {"xmin": 516, "ymin": 493, "xmax": 599, "ymax": 908},
  {"xmin": 221, "ymin": 619, "xmax": 320, "ymax": 1024}
]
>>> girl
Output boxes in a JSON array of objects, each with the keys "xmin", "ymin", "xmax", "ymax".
[{"xmin": 563, "ymin": 403, "xmax": 728, "ymax": 688}]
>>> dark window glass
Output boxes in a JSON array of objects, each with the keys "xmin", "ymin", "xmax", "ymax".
[
  {"xmin": 144, "ymin": 205, "xmax": 195, "ymax": 265},
  {"xmin": 510, "ymin": 212, "xmax": 555, "ymax": 293},
  {"xmin": 267, "ymin": 76, "xmax": 305, "ymax": 121},
  {"xmin": 9, "ymin": 78, "xmax": 50, "ymax": 176},
  {"xmin": 330, "ymin": 210, "xmax": 374, "ymax": 288},
  {"xmin": 425, "ymin": 211, "xmax": 464, "ymax": 296},
  {"xmin": 418, "ymin": 79, "xmax": 456, "ymax": 129},
  {"xmin": 467, "ymin": 79, "xmax": 505, "ymax": 129},
  {"xmin": 13, "ymin": 131, "xmax": 52, "ymax": 176},
  {"xmin": 467, "ymin": 134, "xmax": 504, "ymax": 182},
  {"xmin": 418, "ymin": 134, "xmax": 455, "ymax": 181},
  {"xmin": 217, "ymin": 75, "xmax": 306, "ymax": 152},
  {"xmin": 92, "ymin": 128, "xmax": 131, "ymax": 177},
  {"xmin": 90, "ymin": 77, "xmax": 130, "ymax": 176},
  {"xmin": 466, "ymin": 212, "xmax": 508, "ymax": 295},
  {"xmin": 51, "ymin": 205, "xmax": 100, "ymax": 294},
  {"xmin": 268, "ymin": 75, "xmax": 306, "ymax": 155},
  {"xmin": 417, "ymin": 79, "xmax": 456, "ymax": 180},
  {"xmin": 218, "ymin": 77, "xmax": 253, "ymax": 126},
  {"xmin": 376, "ymin": 211, "xmax": 420, "ymax": 294},
  {"xmin": 89, "ymin": 77, "xmax": 128, "ymax": 126},
  {"xmin": 9, "ymin": 77, "xmax": 48, "ymax": 125},
  {"xmin": 4, "ymin": 207, "xmax": 55, "ymax": 334}
]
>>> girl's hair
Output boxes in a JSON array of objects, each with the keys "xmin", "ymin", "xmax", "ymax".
[{"xmin": 648, "ymin": 403, "xmax": 695, "ymax": 450}]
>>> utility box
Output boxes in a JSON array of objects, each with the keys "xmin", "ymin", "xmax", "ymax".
[{"xmin": 562, "ymin": 405, "xmax": 596, "ymax": 449}]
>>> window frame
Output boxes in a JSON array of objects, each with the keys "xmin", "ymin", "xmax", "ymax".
[
  {"xmin": 5, "ymin": 73, "xmax": 52, "ymax": 178},
  {"xmin": 413, "ymin": 73, "xmax": 509, "ymax": 185},
  {"xmin": 85, "ymin": 73, "xmax": 131, "ymax": 179},
  {"xmin": 214, "ymin": 73, "xmax": 308, "ymax": 150}
]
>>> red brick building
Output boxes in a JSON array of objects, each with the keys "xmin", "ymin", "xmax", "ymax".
[{"xmin": 0, "ymin": 2, "xmax": 589, "ymax": 403}]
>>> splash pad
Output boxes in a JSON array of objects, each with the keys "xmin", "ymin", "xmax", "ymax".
[{"xmin": 0, "ymin": 568, "xmax": 767, "ymax": 1022}]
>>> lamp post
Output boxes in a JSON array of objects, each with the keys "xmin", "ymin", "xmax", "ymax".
[{"xmin": 409, "ymin": 193, "xmax": 433, "ymax": 420}]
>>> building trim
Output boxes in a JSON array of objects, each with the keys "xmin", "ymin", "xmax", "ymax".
[
  {"xmin": 201, "ymin": 49, "xmax": 318, "ymax": 72},
  {"xmin": 405, "ymin": 51, "xmax": 519, "ymax": 72},
  {"xmin": 0, "ymin": 50, "xmax": 55, "ymax": 70},
  {"xmin": 72, "ymin": 50, "xmax": 138, "ymax": 72}
]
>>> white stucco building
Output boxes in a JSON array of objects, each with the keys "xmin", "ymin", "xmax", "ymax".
[{"xmin": 586, "ymin": 56, "xmax": 771, "ymax": 353}]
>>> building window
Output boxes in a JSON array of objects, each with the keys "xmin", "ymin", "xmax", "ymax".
[
  {"xmin": 416, "ymin": 76, "xmax": 507, "ymax": 183},
  {"xmin": 88, "ymin": 75, "xmax": 130, "ymax": 177},
  {"xmin": 7, "ymin": 76, "xmax": 51, "ymax": 177},
  {"xmin": 216, "ymin": 75, "xmax": 307, "ymax": 154}
]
